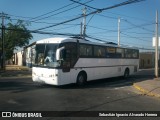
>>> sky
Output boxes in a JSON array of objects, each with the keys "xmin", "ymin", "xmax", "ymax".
[{"xmin": 0, "ymin": 0, "xmax": 160, "ymax": 51}]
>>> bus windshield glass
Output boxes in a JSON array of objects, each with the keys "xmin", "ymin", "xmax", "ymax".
[{"xmin": 34, "ymin": 44, "xmax": 59, "ymax": 67}]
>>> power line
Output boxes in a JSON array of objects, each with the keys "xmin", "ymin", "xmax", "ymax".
[
  {"xmin": 122, "ymin": 31, "xmax": 153, "ymax": 35},
  {"xmin": 86, "ymin": 35, "xmax": 114, "ymax": 43},
  {"xmin": 35, "ymin": 0, "xmax": 145, "ymax": 31},
  {"xmin": 10, "ymin": 18, "xmax": 80, "ymax": 27},
  {"xmin": 88, "ymin": 33, "xmax": 151, "ymax": 39},
  {"xmin": 91, "ymin": 13, "xmax": 155, "ymax": 35},
  {"xmin": 31, "ymin": 0, "xmax": 94, "ymax": 22},
  {"xmin": 2, "ymin": 26, "xmax": 154, "ymax": 51},
  {"xmin": 86, "ymin": 14, "xmax": 95, "ymax": 26},
  {"xmin": 87, "ymin": 31, "xmax": 116, "ymax": 34},
  {"xmin": 7, "ymin": 14, "xmax": 33, "ymax": 19},
  {"xmin": 121, "ymin": 35, "xmax": 152, "ymax": 39},
  {"xmin": 87, "ymin": 25, "xmax": 117, "ymax": 33},
  {"xmin": 107, "ymin": 11, "xmax": 153, "ymax": 22},
  {"xmin": 7, "ymin": 5, "xmax": 81, "ymax": 21},
  {"xmin": 11, "ymin": 18, "xmax": 81, "ymax": 31},
  {"xmin": 71, "ymin": 0, "xmax": 152, "ymax": 33},
  {"xmin": 51, "ymin": 24, "xmax": 80, "ymax": 31},
  {"xmin": 70, "ymin": 0, "xmax": 123, "ymax": 21},
  {"xmin": 1, "ymin": 27, "xmax": 80, "ymax": 37},
  {"xmin": 96, "ymin": 14, "xmax": 117, "ymax": 20},
  {"xmin": 1, "ymin": 14, "xmax": 81, "ymax": 34},
  {"xmin": 86, "ymin": 35, "xmax": 153, "ymax": 50},
  {"xmin": 120, "ymin": 41, "xmax": 151, "ymax": 47},
  {"xmin": 9, "ymin": 18, "xmax": 55, "ymax": 24},
  {"xmin": 121, "ymin": 22, "xmax": 154, "ymax": 32},
  {"xmin": 70, "ymin": 0, "xmax": 98, "ymax": 10},
  {"xmin": 29, "ymin": 2, "xmax": 75, "ymax": 21},
  {"xmin": 70, "ymin": 0, "xmax": 145, "ymax": 21},
  {"xmin": 122, "ymin": 19, "xmax": 154, "ymax": 33},
  {"xmin": 121, "ymin": 32, "xmax": 151, "ymax": 42}
]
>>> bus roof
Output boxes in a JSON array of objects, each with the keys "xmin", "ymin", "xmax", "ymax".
[
  {"xmin": 36, "ymin": 37, "xmax": 68, "ymax": 44},
  {"xmin": 36, "ymin": 37, "xmax": 138, "ymax": 50}
]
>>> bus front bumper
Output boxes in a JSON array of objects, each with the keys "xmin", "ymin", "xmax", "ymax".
[{"xmin": 32, "ymin": 75, "xmax": 59, "ymax": 85}]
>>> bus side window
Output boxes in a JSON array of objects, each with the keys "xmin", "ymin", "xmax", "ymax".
[
  {"xmin": 106, "ymin": 47, "xmax": 116, "ymax": 58},
  {"xmin": 125, "ymin": 49, "xmax": 133, "ymax": 58},
  {"xmin": 116, "ymin": 48, "xmax": 124, "ymax": 58},
  {"xmin": 86, "ymin": 47, "xmax": 92, "ymax": 56},
  {"xmin": 94, "ymin": 46, "xmax": 105, "ymax": 57},
  {"xmin": 132, "ymin": 50, "xmax": 138, "ymax": 58},
  {"xmin": 80, "ymin": 44, "xmax": 92, "ymax": 57},
  {"xmin": 121, "ymin": 49, "xmax": 125, "ymax": 58}
]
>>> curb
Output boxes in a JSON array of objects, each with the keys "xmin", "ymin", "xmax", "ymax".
[{"xmin": 133, "ymin": 84, "xmax": 160, "ymax": 98}]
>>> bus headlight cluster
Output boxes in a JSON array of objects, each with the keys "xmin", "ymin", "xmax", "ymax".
[{"xmin": 32, "ymin": 72, "xmax": 36, "ymax": 76}]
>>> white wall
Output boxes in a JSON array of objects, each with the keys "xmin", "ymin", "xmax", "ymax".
[{"xmin": 16, "ymin": 51, "xmax": 23, "ymax": 66}]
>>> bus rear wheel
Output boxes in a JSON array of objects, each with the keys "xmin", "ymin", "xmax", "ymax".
[
  {"xmin": 124, "ymin": 68, "xmax": 130, "ymax": 78},
  {"xmin": 76, "ymin": 72, "xmax": 87, "ymax": 86}
]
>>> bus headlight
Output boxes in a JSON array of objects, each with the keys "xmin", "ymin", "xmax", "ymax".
[{"xmin": 32, "ymin": 72, "xmax": 36, "ymax": 76}]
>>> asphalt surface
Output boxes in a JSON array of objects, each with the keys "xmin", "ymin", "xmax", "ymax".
[
  {"xmin": 0, "ymin": 73, "xmax": 160, "ymax": 120},
  {"xmin": 0, "ymin": 69, "xmax": 160, "ymax": 120}
]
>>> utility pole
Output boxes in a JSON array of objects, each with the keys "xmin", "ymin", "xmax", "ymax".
[
  {"xmin": 82, "ymin": 7, "xmax": 87, "ymax": 40},
  {"xmin": 155, "ymin": 10, "xmax": 159, "ymax": 78},
  {"xmin": 0, "ymin": 12, "xmax": 8, "ymax": 70},
  {"xmin": 118, "ymin": 17, "xmax": 120, "ymax": 46},
  {"xmin": 80, "ymin": 22, "xmax": 83, "ymax": 37}
]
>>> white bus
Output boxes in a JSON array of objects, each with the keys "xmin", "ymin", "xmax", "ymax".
[{"xmin": 32, "ymin": 37, "xmax": 139, "ymax": 86}]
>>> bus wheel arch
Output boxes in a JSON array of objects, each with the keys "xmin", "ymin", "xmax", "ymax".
[
  {"xmin": 76, "ymin": 71, "xmax": 87, "ymax": 86},
  {"xmin": 124, "ymin": 67, "xmax": 130, "ymax": 78}
]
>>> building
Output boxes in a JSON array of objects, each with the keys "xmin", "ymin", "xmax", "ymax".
[
  {"xmin": 10, "ymin": 50, "xmax": 23, "ymax": 66},
  {"xmin": 8, "ymin": 42, "xmax": 36, "ymax": 67},
  {"xmin": 23, "ymin": 42, "xmax": 36, "ymax": 68},
  {"xmin": 139, "ymin": 52, "xmax": 154, "ymax": 69}
]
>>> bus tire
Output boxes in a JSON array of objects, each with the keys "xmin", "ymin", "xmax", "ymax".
[
  {"xmin": 76, "ymin": 72, "xmax": 87, "ymax": 86},
  {"xmin": 124, "ymin": 68, "xmax": 130, "ymax": 78}
]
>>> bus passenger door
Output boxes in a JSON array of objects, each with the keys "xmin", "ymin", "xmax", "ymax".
[
  {"xmin": 61, "ymin": 43, "xmax": 78, "ymax": 83},
  {"xmin": 62, "ymin": 43, "xmax": 77, "ymax": 73},
  {"xmin": 62, "ymin": 49, "xmax": 71, "ymax": 72}
]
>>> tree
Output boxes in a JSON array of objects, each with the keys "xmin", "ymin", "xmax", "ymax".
[{"xmin": 1, "ymin": 20, "xmax": 32, "ymax": 60}]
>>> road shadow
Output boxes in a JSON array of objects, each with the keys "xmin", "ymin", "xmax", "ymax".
[
  {"xmin": 58, "ymin": 69, "xmax": 155, "ymax": 89},
  {"xmin": 0, "ymin": 78, "xmax": 55, "ymax": 93},
  {"xmin": 58, "ymin": 74, "xmax": 154, "ymax": 90},
  {"xmin": 0, "ymin": 69, "xmax": 155, "ymax": 92}
]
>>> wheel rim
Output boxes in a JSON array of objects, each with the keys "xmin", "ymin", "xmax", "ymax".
[
  {"xmin": 77, "ymin": 73, "xmax": 86, "ymax": 86},
  {"xmin": 78, "ymin": 75, "xmax": 84, "ymax": 84}
]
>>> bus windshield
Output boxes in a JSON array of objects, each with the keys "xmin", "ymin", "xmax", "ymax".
[{"xmin": 34, "ymin": 44, "xmax": 59, "ymax": 68}]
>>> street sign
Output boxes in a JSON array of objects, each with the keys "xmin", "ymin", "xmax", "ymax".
[{"xmin": 152, "ymin": 37, "xmax": 160, "ymax": 47}]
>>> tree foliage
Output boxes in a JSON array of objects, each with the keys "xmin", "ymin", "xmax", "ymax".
[{"xmin": 0, "ymin": 20, "xmax": 32, "ymax": 60}]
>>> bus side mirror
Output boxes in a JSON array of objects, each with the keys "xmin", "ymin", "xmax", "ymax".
[{"xmin": 56, "ymin": 47, "xmax": 65, "ymax": 61}]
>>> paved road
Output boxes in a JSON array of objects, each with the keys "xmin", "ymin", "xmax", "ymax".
[{"xmin": 0, "ymin": 69, "xmax": 159, "ymax": 120}]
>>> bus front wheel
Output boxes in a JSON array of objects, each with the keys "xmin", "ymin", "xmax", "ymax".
[{"xmin": 76, "ymin": 72, "xmax": 87, "ymax": 86}]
